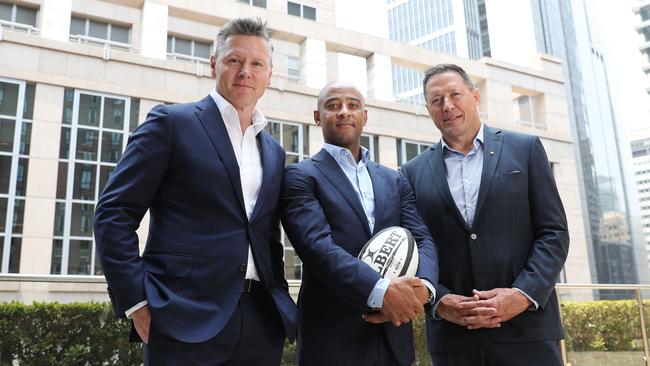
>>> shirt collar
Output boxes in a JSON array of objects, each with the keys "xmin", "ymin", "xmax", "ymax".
[
  {"xmin": 323, "ymin": 143, "xmax": 370, "ymax": 167},
  {"xmin": 209, "ymin": 88, "xmax": 267, "ymax": 135},
  {"xmin": 441, "ymin": 122, "xmax": 485, "ymax": 154}
]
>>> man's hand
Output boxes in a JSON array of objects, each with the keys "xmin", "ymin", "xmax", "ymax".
[
  {"xmin": 363, "ymin": 278, "xmax": 430, "ymax": 325},
  {"xmin": 459, "ymin": 288, "xmax": 531, "ymax": 324},
  {"xmin": 131, "ymin": 305, "xmax": 151, "ymax": 344},
  {"xmin": 363, "ymin": 276, "xmax": 424, "ymax": 326},
  {"xmin": 437, "ymin": 294, "xmax": 500, "ymax": 329}
]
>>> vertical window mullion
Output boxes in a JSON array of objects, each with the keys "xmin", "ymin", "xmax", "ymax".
[
  {"xmin": 10, "ymin": 4, "xmax": 16, "ymax": 23},
  {"xmin": 84, "ymin": 19, "xmax": 89, "ymax": 37}
]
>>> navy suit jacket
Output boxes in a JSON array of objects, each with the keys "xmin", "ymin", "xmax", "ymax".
[
  {"xmin": 94, "ymin": 96, "xmax": 298, "ymax": 343},
  {"xmin": 401, "ymin": 125, "xmax": 569, "ymax": 353},
  {"xmin": 280, "ymin": 149, "xmax": 439, "ymax": 366}
]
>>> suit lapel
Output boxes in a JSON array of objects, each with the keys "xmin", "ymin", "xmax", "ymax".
[
  {"xmin": 194, "ymin": 96, "xmax": 246, "ymax": 216},
  {"xmin": 366, "ymin": 162, "xmax": 385, "ymax": 235},
  {"xmin": 472, "ymin": 125, "xmax": 503, "ymax": 227},
  {"xmin": 427, "ymin": 143, "xmax": 470, "ymax": 230},
  {"xmin": 250, "ymin": 131, "xmax": 275, "ymax": 222},
  {"xmin": 312, "ymin": 149, "xmax": 372, "ymax": 237}
]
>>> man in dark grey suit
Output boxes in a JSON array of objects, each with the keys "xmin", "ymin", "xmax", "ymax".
[{"xmin": 401, "ymin": 63, "xmax": 569, "ymax": 365}]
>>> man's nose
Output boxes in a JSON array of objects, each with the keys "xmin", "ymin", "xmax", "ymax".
[
  {"xmin": 238, "ymin": 64, "xmax": 251, "ymax": 78},
  {"xmin": 337, "ymin": 105, "xmax": 351, "ymax": 117},
  {"xmin": 442, "ymin": 97, "xmax": 454, "ymax": 111}
]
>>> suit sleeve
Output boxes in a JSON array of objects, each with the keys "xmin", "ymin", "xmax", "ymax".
[
  {"xmin": 280, "ymin": 165, "xmax": 382, "ymax": 307},
  {"xmin": 398, "ymin": 172, "xmax": 439, "ymax": 290},
  {"xmin": 93, "ymin": 105, "xmax": 172, "ymax": 317},
  {"xmin": 511, "ymin": 136, "xmax": 569, "ymax": 309}
]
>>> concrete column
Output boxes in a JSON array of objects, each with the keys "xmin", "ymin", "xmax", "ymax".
[
  {"xmin": 20, "ymin": 84, "xmax": 63, "ymax": 274},
  {"xmin": 378, "ymin": 135, "xmax": 398, "ymax": 169},
  {"xmin": 40, "ymin": 0, "xmax": 72, "ymax": 42},
  {"xmin": 300, "ymin": 38, "xmax": 327, "ymax": 89},
  {"xmin": 140, "ymin": 1, "xmax": 168, "ymax": 60},
  {"xmin": 366, "ymin": 53, "xmax": 394, "ymax": 101}
]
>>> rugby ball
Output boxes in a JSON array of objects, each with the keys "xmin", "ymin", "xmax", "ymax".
[{"xmin": 358, "ymin": 226, "xmax": 418, "ymax": 279}]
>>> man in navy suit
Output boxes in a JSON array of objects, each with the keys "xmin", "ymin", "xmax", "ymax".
[
  {"xmin": 280, "ymin": 81, "xmax": 439, "ymax": 366},
  {"xmin": 93, "ymin": 18, "xmax": 297, "ymax": 365},
  {"xmin": 401, "ymin": 63, "xmax": 569, "ymax": 365}
]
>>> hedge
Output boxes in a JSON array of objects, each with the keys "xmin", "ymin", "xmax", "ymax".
[{"xmin": 3, "ymin": 300, "xmax": 649, "ymax": 365}]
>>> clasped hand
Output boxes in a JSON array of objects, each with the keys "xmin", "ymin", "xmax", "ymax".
[
  {"xmin": 362, "ymin": 276, "xmax": 429, "ymax": 327},
  {"xmin": 437, "ymin": 288, "xmax": 531, "ymax": 330}
]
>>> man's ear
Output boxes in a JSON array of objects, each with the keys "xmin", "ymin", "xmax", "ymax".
[
  {"xmin": 313, "ymin": 110, "xmax": 321, "ymax": 125},
  {"xmin": 210, "ymin": 55, "xmax": 217, "ymax": 78}
]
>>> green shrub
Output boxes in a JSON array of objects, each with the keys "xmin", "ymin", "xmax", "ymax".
[
  {"xmin": 6, "ymin": 299, "xmax": 650, "ymax": 364},
  {"xmin": 0, "ymin": 301, "xmax": 141, "ymax": 365},
  {"xmin": 561, "ymin": 300, "xmax": 647, "ymax": 352}
]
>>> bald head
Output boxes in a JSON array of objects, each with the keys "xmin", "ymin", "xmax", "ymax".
[{"xmin": 317, "ymin": 81, "xmax": 365, "ymax": 111}]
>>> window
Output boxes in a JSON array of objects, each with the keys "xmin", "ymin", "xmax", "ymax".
[
  {"xmin": 237, "ymin": 0, "xmax": 267, "ymax": 8},
  {"xmin": 167, "ymin": 35, "xmax": 212, "ymax": 62},
  {"xmin": 0, "ymin": 79, "xmax": 34, "ymax": 273},
  {"xmin": 51, "ymin": 89, "xmax": 139, "ymax": 275},
  {"xmin": 516, "ymin": 95, "xmax": 533, "ymax": 123},
  {"xmin": 0, "ymin": 3, "xmax": 37, "ymax": 28},
  {"xmin": 265, "ymin": 120, "xmax": 308, "ymax": 166},
  {"xmin": 69, "ymin": 16, "xmax": 131, "ymax": 47},
  {"xmin": 397, "ymin": 139, "xmax": 431, "ymax": 166},
  {"xmin": 287, "ymin": 56, "xmax": 300, "ymax": 81},
  {"xmin": 360, "ymin": 134, "xmax": 379, "ymax": 162},
  {"xmin": 287, "ymin": 2, "xmax": 316, "ymax": 20},
  {"xmin": 265, "ymin": 120, "xmax": 308, "ymax": 280}
]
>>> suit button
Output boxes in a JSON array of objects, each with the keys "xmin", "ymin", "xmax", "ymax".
[
  {"xmin": 470, "ymin": 233, "xmax": 477, "ymax": 240},
  {"xmin": 240, "ymin": 264, "xmax": 246, "ymax": 273}
]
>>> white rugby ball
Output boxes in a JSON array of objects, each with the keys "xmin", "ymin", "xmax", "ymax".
[{"xmin": 358, "ymin": 226, "xmax": 418, "ymax": 279}]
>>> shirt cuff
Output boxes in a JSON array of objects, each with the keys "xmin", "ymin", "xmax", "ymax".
[
  {"xmin": 125, "ymin": 300, "xmax": 148, "ymax": 318},
  {"xmin": 367, "ymin": 277, "xmax": 390, "ymax": 308},
  {"xmin": 421, "ymin": 279, "xmax": 436, "ymax": 304},
  {"xmin": 513, "ymin": 287, "xmax": 539, "ymax": 310}
]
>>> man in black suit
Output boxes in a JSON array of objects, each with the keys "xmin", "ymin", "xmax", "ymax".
[{"xmin": 401, "ymin": 63, "xmax": 569, "ymax": 365}]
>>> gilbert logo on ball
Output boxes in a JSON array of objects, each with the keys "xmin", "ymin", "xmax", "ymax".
[{"xmin": 358, "ymin": 226, "xmax": 418, "ymax": 279}]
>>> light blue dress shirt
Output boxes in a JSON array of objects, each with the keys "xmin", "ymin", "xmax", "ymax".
[
  {"xmin": 440, "ymin": 123, "xmax": 538, "ymax": 310},
  {"xmin": 323, "ymin": 144, "xmax": 434, "ymax": 309}
]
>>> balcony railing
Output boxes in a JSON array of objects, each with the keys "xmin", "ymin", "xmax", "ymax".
[
  {"xmin": 2, "ymin": 275, "xmax": 650, "ymax": 366},
  {"xmin": 0, "ymin": 20, "xmax": 39, "ymax": 36}
]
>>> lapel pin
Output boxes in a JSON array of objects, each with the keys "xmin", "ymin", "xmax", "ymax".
[{"xmin": 490, "ymin": 151, "xmax": 494, "ymax": 155}]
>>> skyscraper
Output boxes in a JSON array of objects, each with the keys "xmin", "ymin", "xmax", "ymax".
[{"xmin": 386, "ymin": 0, "xmax": 482, "ymax": 104}]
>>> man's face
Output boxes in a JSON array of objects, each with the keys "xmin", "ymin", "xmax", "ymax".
[
  {"xmin": 314, "ymin": 85, "xmax": 367, "ymax": 152},
  {"xmin": 424, "ymin": 71, "xmax": 481, "ymax": 141},
  {"xmin": 211, "ymin": 35, "xmax": 272, "ymax": 110}
]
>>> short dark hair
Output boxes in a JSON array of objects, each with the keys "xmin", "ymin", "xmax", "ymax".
[
  {"xmin": 215, "ymin": 17, "xmax": 273, "ymax": 65},
  {"xmin": 422, "ymin": 63, "xmax": 475, "ymax": 99}
]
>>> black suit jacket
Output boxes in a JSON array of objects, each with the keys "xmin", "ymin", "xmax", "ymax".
[
  {"xmin": 401, "ymin": 125, "xmax": 569, "ymax": 353},
  {"xmin": 280, "ymin": 149, "xmax": 439, "ymax": 366}
]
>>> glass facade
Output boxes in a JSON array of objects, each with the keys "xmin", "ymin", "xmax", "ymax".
[{"xmin": 0, "ymin": 79, "xmax": 33, "ymax": 273}]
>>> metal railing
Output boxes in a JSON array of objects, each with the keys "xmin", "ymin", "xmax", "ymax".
[{"xmin": 2, "ymin": 275, "xmax": 650, "ymax": 365}]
